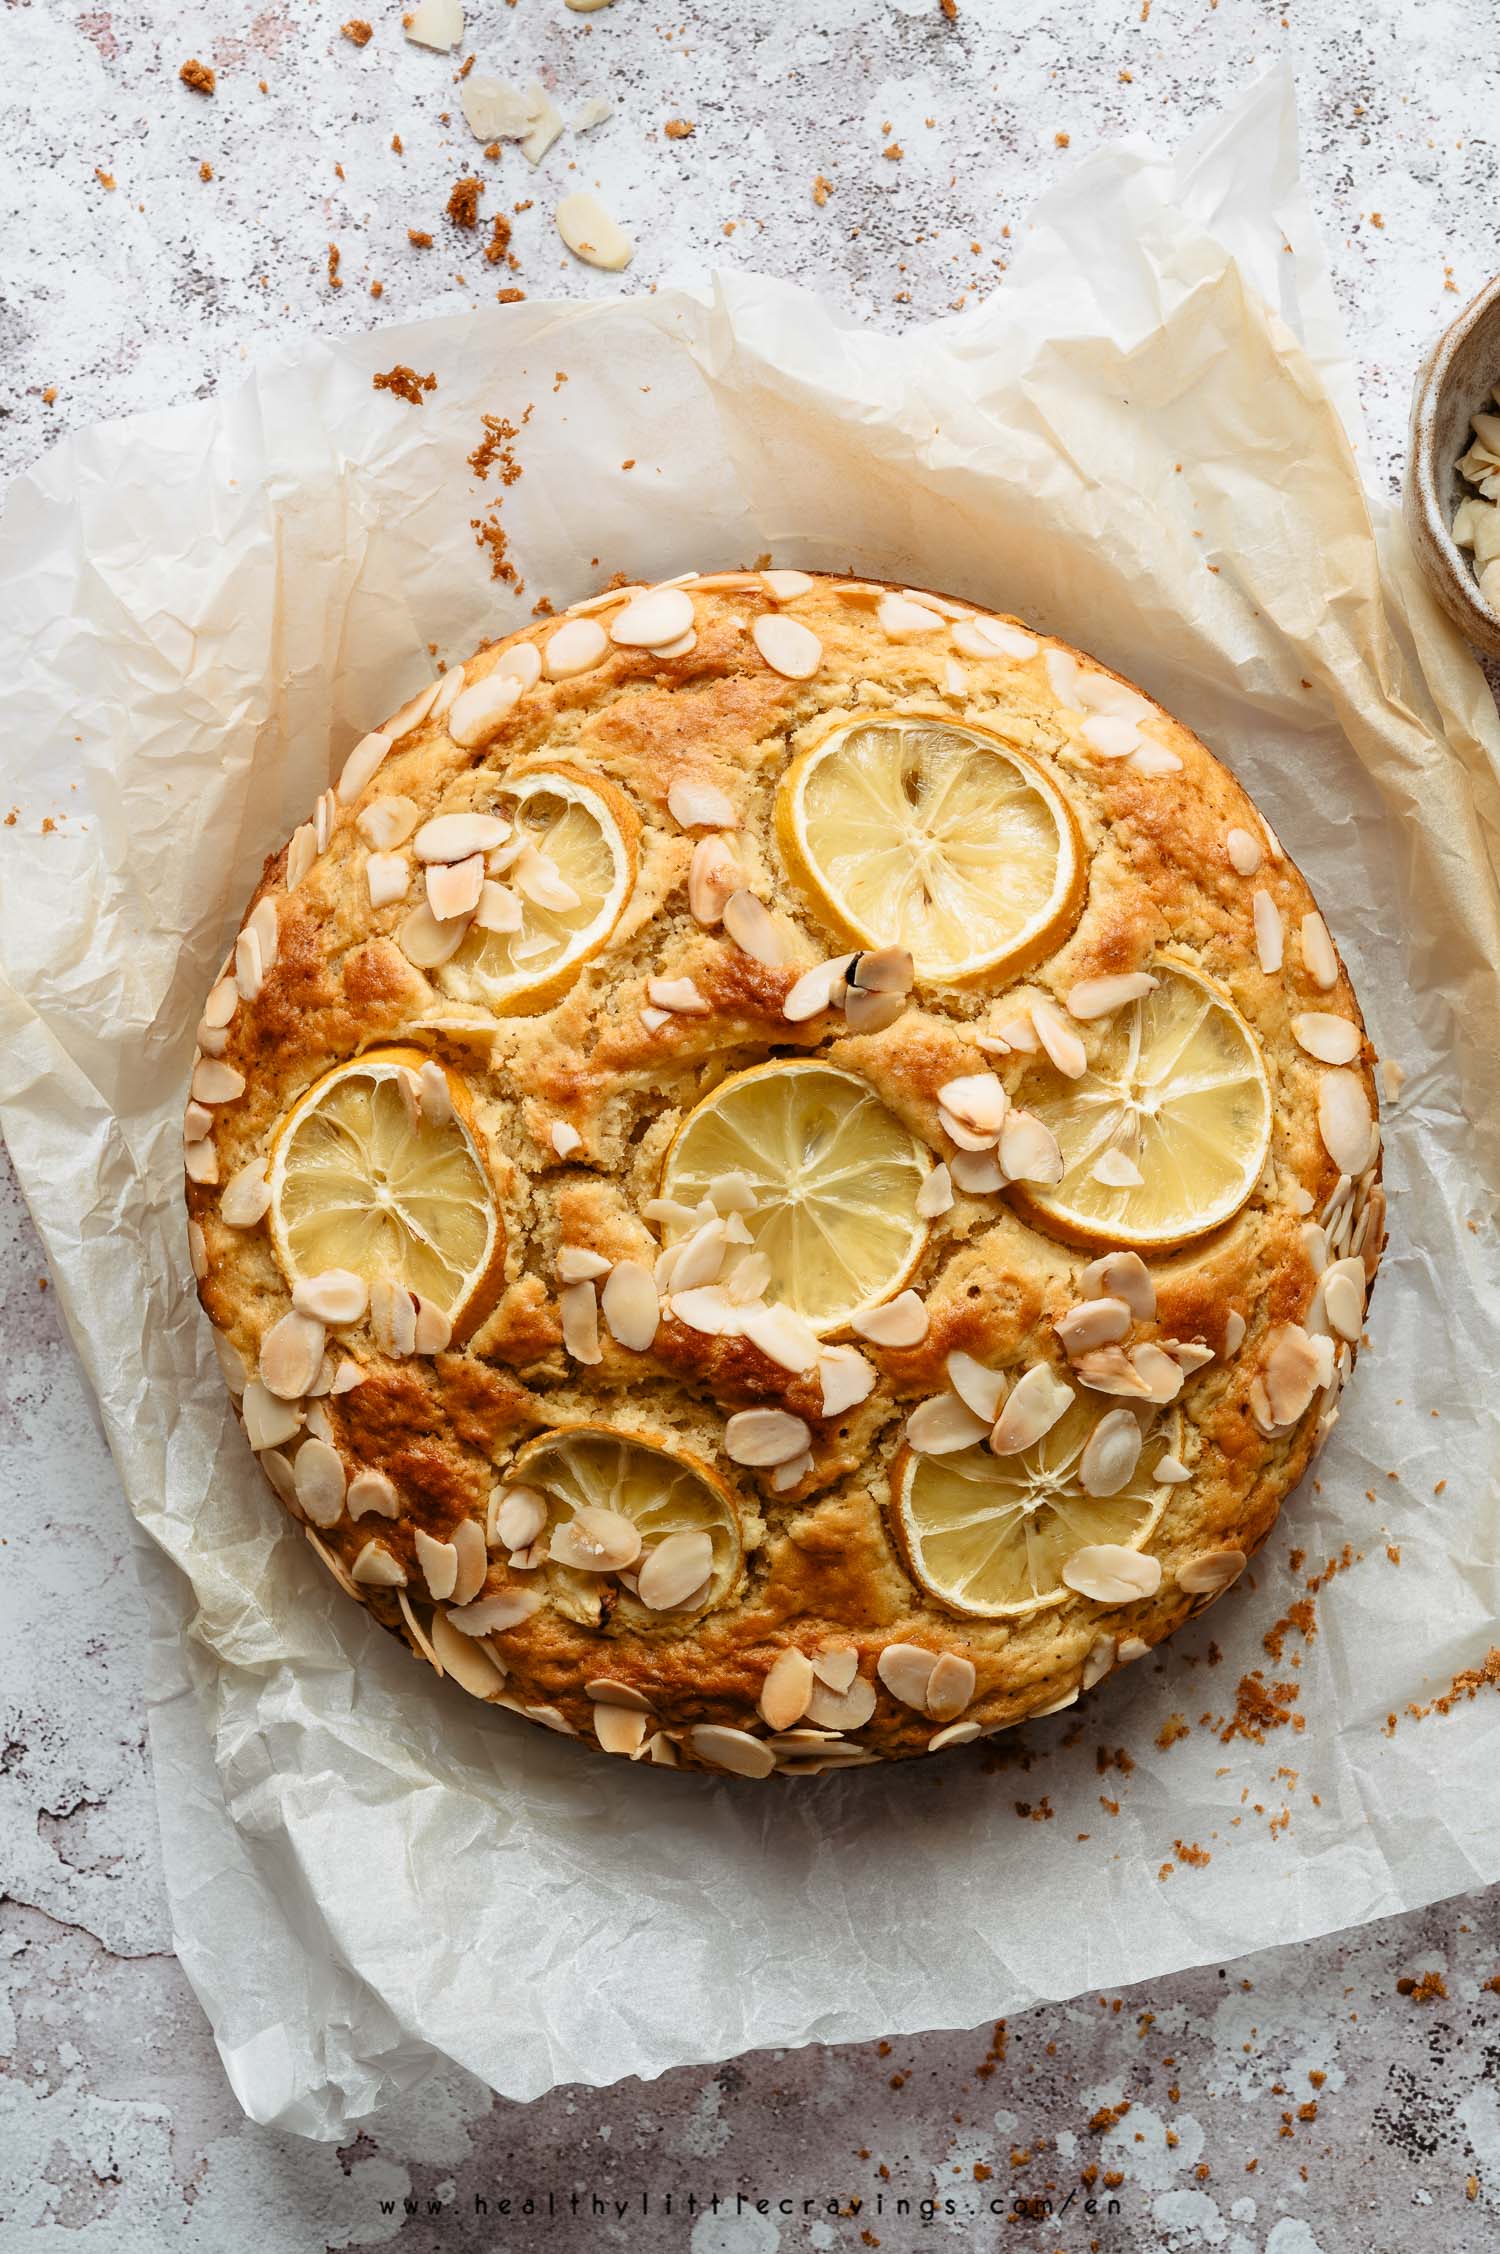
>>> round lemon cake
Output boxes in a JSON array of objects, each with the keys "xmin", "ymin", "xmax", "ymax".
[{"xmin": 184, "ymin": 569, "xmax": 1384, "ymax": 1776}]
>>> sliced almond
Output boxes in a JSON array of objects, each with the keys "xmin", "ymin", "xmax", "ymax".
[
  {"xmin": 292, "ymin": 1269, "xmax": 369, "ymax": 1325},
  {"xmin": 951, "ymin": 615, "xmax": 1037, "ymax": 661},
  {"xmin": 241, "ymin": 1379, "xmax": 301, "ymax": 1451},
  {"xmin": 358, "ymin": 795, "xmax": 421, "ymax": 851},
  {"xmin": 446, "ymin": 1588, "xmax": 543, "ymax": 1635},
  {"xmin": 1061, "ymin": 1544, "xmax": 1162, "ymax": 1604},
  {"xmin": 594, "ymin": 1704, "xmax": 648, "ymax": 1755},
  {"xmin": 760, "ymin": 568, "xmax": 815, "ymax": 601},
  {"xmin": 601, "ymin": 1260, "xmax": 660, "ymax": 1351},
  {"xmin": 906, "ymin": 1394, "xmax": 991, "ymax": 1454},
  {"xmin": 998, "ymin": 1110, "xmax": 1063, "ymax": 1185},
  {"xmin": 877, "ymin": 1643, "xmax": 938, "ymax": 1711},
  {"xmin": 916, "ymin": 1163, "xmax": 954, "ymax": 1218},
  {"xmin": 739, "ymin": 1301, "xmax": 821, "ymax": 1373},
  {"xmin": 688, "ymin": 834, "xmax": 745, "ymax": 926},
  {"xmin": 336, "ymin": 730, "xmax": 392, "ymax": 804},
  {"xmin": 843, "ymin": 987, "xmax": 906, "ymax": 1033},
  {"xmin": 689, "ymin": 1724, "xmax": 775, "ymax": 1779},
  {"xmin": 636, "ymin": 1528, "xmax": 714, "ymax": 1609},
  {"xmin": 192, "ymin": 1059, "xmax": 246, "ymax": 1105},
  {"xmin": 1065, "ymin": 972, "xmax": 1157, "ymax": 1020},
  {"xmin": 1301, "ymin": 912, "xmax": 1340, "ymax": 991},
  {"xmin": 1226, "ymin": 826, "xmax": 1263, "ymax": 875},
  {"xmin": 352, "ymin": 1539, "xmax": 407, "ymax": 1587},
  {"xmin": 551, "ymin": 1505, "xmax": 642, "ymax": 1573},
  {"xmin": 752, "ymin": 613, "xmax": 822, "ymax": 679},
  {"xmin": 543, "ymin": 616, "xmax": 610, "ymax": 677},
  {"xmin": 494, "ymin": 1485, "xmax": 547, "ymax": 1549},
  {"xmin": 1054, "ymin": 1296, "xmax": 1132, "ymax": 1355},
  {"xmin": 722, "ymin": 888, "xmax": 792, "ymax": 966},
  {"xmin": 852, "ymin": 1290, "xmax": 927, "ymax": 1348},
  {"xmin": 759, "ymin": 1648, "xmax": 815, "ymax": 1731},
  {"xmin": 991, "ymin": 1363, "xmax": 1074, "ymax": 1453},
  {"xmin": 804, "ymin": 1674, "xmax": 877, "ymax": 1731},
  {"xmin": 220, "ymin": 1161, "xmax": 271, "ymax": 1228},
  {"xmin": 1292, "ymin": 1012, "xmax": 1361, "ymax": 1066},
  {"xmin": 938, "ymin": 1072, "xmax": 1008, "ymax": 1136},
  {"xmin": 560, "ymin": 1280, "xmax": 603, "ymax": 1364},
  {"xmin": 1318, "ymin": 1069, "xmax": 1376, "ymax": 1175},
  {"xmin": 1030, "ymin": 998, "xmax": 1087, "ymax": 1078},
  {"xmin": 1079, "ymin": 1250, "xmax": 1155, "ymax": 1319},
  {"xmin": 668, "ymin": 778, "xmax": 736, "ymax": 830},
  {"xmin": 784, "ymin": 956, "xmax": 851, "ymax": 1022},
  {"xmin": 1263, "ymin": 1322, "xmax": 1323, "ymax": 1426},
  {"xmin": 818, "ymin": 1344, "xmax": 876, "ymax": 1417},
  {"xmin": 1177, "ymin": 1547, "xmax": 1246, "ymax": 1596},
  {"xmin": 646, "ymin": 974, "xmax": 709, "ymax": 1015},
  {"xmin": 724, "ymin": 1407, "xmax": 811, "ymax": 1467},
  {"xmin": 413, "ymin": 811, "xmax": 511, "ymax": 863},
  {"xmin": 259, "ymin": 1311, "xmax": 326, "ymax": 1400},
  {"xmin": 399, "ymin": 903, "xmax": 470, "ymax": 968},
  {"xmin": 555, "ymin": 190, "xmax": 634, "ymax": 271},
  {"xmin": 1082, "ymin": 1636, "xmax": 1116, "ymax": 1690},
  {"xmin": 348, "ymin": 1469, "xmax": 399, "ymax": 1520},
  {"xmin": 925, "ymin": 1652, "xmax": 976, "ymax": 1721},
  {"xmin": 1078, "ymin": 1408, "xmax": 1143, "ymax": 1497},
  {"xmin": 415, "ymin": 1528, "xmax": 459, "ymax": 1601},
  {"xmin": 1322, "ymin": 1255, "xmax": 1365, "ymax": 1343},
  {"xmin": 876, "ymin": 592, "xmax": 946, "ymax": 639},
  {"xmin": 610, "ymin": 587, "xmax": 694, "ymax": 647},
  {"xmin": 1252, "ymin": 889, "xmax": 1284, "ymax": 974},
  {"xmin": 370, "ymin": 1278, "xmax": 417, "ymax": 1357},
  {"xmin": 945, "ymin": 1351, "xmax": 1007, "ymax": 1424}
]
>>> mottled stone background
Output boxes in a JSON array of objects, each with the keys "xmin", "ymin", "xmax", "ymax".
[{"xmin": 3, "ymin": 2, "xmax": 1499, "ymax": 2248}]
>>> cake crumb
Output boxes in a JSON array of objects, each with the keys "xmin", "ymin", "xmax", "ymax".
[
  {"xmin": 342, "ymin": 17, "xmax": 373, "ymax": 42},
  {"xmin": 373, "ymin": 365, "xmax": 438, "ymax": 405},
  {"xmin": 447, "ymin": 176, "xmax": 482, "ymax": 229},
  {"xmin": 179, "ymin": 58, "xmax": 215, "ymax": 95}
]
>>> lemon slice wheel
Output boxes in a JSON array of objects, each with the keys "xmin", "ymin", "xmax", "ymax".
[
  {"xmin": 516, "ymin": 1426, "xmax": 743, "ymax": 1630},
  {"xmin": 659, "ymin": 1061, "xmax": 930, "ymax": 1333},
  {"xmin": 892, "ymin": 1398, "xmax": 1178, "ymax": 1619},
  {"xmin": 1012, "ymin": 960, "xmax": 1272, "ymax": 1251},
  {"xmin": 776, "ymin": 715, "xmax": 1084, "ymax": 984},
  {"xmin": 440, "ymin": 767, "xmax": 634, "ymax": 1012},
  {"xmin": 268, "ymin": 1047, "xmax": 502, "ymax": 1330}
]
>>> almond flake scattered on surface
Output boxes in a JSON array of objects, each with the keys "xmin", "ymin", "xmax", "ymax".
[
  {"xmin": 404, "ymin": 0, "xmax": 464, "ymax": 50},
  {"xmin": 555, "ymin": 191, "xmax": 634, "ymax": 271}
]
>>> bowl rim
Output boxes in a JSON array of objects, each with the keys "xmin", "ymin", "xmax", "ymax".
[{"xmin": 1406, "ymin": 270, "xmax": 1500, "ymax": 653}]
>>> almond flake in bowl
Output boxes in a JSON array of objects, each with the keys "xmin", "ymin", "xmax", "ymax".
[{"xmin": 187, "ymin": 570, "xmax": 1383, "ymax": 1777}]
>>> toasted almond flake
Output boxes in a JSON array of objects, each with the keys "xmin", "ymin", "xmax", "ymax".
[
  {"xmin": 722, "ymin": 887, "xmax": 792, "ymax": 966},
  {"xmin": 550, "ymin": 1121, "xmax": 583, "ymax": 1160},
  {"xmin": 288, "ymin": 1442, "xmax": 342, "ymax": 1532},
  {"xmin": 725, "ymin": 1406, "xmax": 810, "ymax": 1467},
  {"xmin": 724, "ymin": 1251, "xmax": 771, "ymax": 1304},
  {"xmin": 759, "ymin": 1648, "xmax": 815, "ymax": 1731},
  {"xmin": 1290, "ymin": 1012, "xmax": 1361, "ymax": 1066},
  {"xmin": 313, "ymin": 789, "xmax": 337, "ymax": 854},
  {"xmin": 610, "ymin": 587, "xmax": 694, "ymax": 647},
  {"xmin": 804, "ymin": 1674, "xmax": 877, "ymax": 1731},
  {"xmin": 366, "ymin": 851, "xmax": 410, "ymax": 910},
  {"xmin": 520, "ymin": 82, "xmax": 565, "ymax": 165},
  {"xmin": 927, "ymin": 1720, "xmax": 981, "ymax": 1751},
  {"xmin": 760, "ymin": 568, "xmax": 815, "ymax": 601},
  {"xmin": 424, "ymin": 853, "xmax": 483, "ymax": 922},
  {"xmin": 1252, "ymin": 888, "xmax": 1284, "ymax": 974},
  {"xmin": 1079, "ymin": 1249, "xmax": 1155, "ymax": 1319},
  {"xmin": 633, "ymin": 1527, "xmax": 712, "ymax": 1611},
  {"xmin": 347, "ymin": 1468, "xmax": 399, "ymax": 1521},
  {"xmin": 429, "ymin": 1609, "xmax": 505, "ymax": 1695},
  {"xmin": 852, "ymin": 1289, "xmax": 927, "ymax": 1348},
  {"xmin": 667, "ymin": 1219, "xmax": 729, "ymax": 1292},
  {"xmin": 1065, "ymin": 972, "xmax": 1157, "ymax": 1020},
  {"xmin": 667, "ymin": 778, "xmax": 736, "ymax": 831},
  {"xmin": 670, "ymin": 1284, "xmax": 741, "ymax": 1336},
  {"xmin": 993, "ymin": 1110, "xmax": 1060, "ymax": 1187},
  {"xmin": 1082, "ymin": 1635, "xmax": 1117, "ymax": 1690},
  {"xmin": 783, "ymin": 955, "xmax": 851, "ymax": 1022},
  {"xmin": 876, "ymin": 592, "xmax": 946, "ymax": 639},
  {"xmin": 1091, "ymin": 1147, "xmax": 1144, "ymax": 1189},
  {"xmin": 1301, "ymin": 911, "xmax": 1339, "ymax": 990},
  {"xmin": 915, "ymin": 1163, "xmax": 953, "ymax": 1218},
  {"xmin": 413, "ymin": 812, "xmax": 510, "ymax": 864},
  {"xmin": 938, "ymin": 1072, "xmax": 1008, "ymax": 1137},
  {"xmin": 942, "ymin": 658, "xmax": 967, "ymax": 697},
  {"xmin": 686, "ymin": 834, "xmax": 745, "ymax": 927},
  {"xmin": 751, "ymin": 612, "xmax": 822, "ymax": 680},
  {"xmin": 843, "ymin": 986, "xmax": 906, "ymax": 1033},
  {"xmin": 948, "ymin": 1148, "xmax": 1004, "ymax": 1193},
  {"xmin": 1226, "ymin": 826, "xmax": 1263, "ymax": 875},
  {"xmin": 1078, "ymin": 1407, "xmax": 1144, "ymax": 1498},
  {"xmin": 412, "ymin": 1296, "xmax": 452, "ymax": 1356},
  {"xmin": 1263, "ymin": 1322, "xmax": 1322, "ymax": 1426},
  {"xmin": 291, "ymin": 1269, "xmax": 369, "ymax": 1325},
  {"xmin": 350, "ymin": 1536, "xmax": 406, "ymax": 1589},
  {"xmin": 1054, "ymin": 1296, "xmax": 1132, "ymax": 1355},
  {"xmin": 555, "ymin": 1251, "xmax": 610, "ymax": 1293},
  {"xmin": 1080, "ymin": 713, "xmax": 1141, "ymax": 759},
  {"xmin": 259, "ymin": 1311, "xmax": 325, "ymax": 1400},
  {"xmin": 404, "ymin": 0, "xmax": 462, "ymax": 45},
  {"xmin": 184, "ymin": 1139, "xmax": 219, "ymax": 1185},
  {"xmin": 690, "ymin": 1723, "xmax": 774, "ymax": 1778},
  {"xmin": 594, "ymin": 1704, "xmax": 648, "ymax": 1755},
  {"xmin": 336, "ymin": 730, "xmax": 392, "ymax": 806},
  {"xmin": 1061, "ymin": 1543, "xmax": 1162, "ymax": 1604},
  {"xmin": 646, "ymin": 974, "xmax": 709, "ymax": 1015},
  {"xmin": 187, "ymin": 1219, "xmax": 209, "ymax": 1282},
  {"xmin": 551, "ymin": 1504, "xmax": 642, "ymax": 1574},
  {"xmin": 260, "ymin": 1448, "xmax": 298, "ymax": 1508},
  {"xmin": 705, "ymin": 1170, "xmax": 756, "ymax": 1215},
  {"xmin": 555, "ymin": 189, "xmax": 634, "ymax": 270},
  {"xmin": 370, "ymin": 1278, "xmax": 418, "ymax": 1357},
  {"xmin": 411, "ymin": 1528, "xmax": 458, "ymax": 1601},
  {"xmin": 213, "ymin": 1330, "xmax": 248, "ymax": 1398},
  {"xmin": 1126, "ymin": 1342, "xmax": 1183, "ymax": 1403},
  {"xmin": 1031, "ymin": 997, "xmax": 1087, "ymax": 1078},
  {"xmin": 582, "ymin": 1679, "xmax": 654, "ymax": 1715},
  {"xmin": 234, "ymin": 926, "xmax": 264, "ymax": 1003},
  {"xmin": 600, "ymin": 1259, "xmax": 659, "ymax": 1351},
  {"xmin": 992, "ymin": 1011, "xmax": 1039, "ymax": 1052},
  {"xmin": 1163, "ymin": 1339, "xmax": 1214, "ymax": 1374},
  {"xmin": 430, "ymin": 668, "xmax": 465, "ymax": 720},
  {"xmin": 1223, "ymin": 1310, "xmax": 1247, "ymax": 1355},
  {"xmin": 1318, "ymin": 1069, "xmax": 1376, "ymax": 1174},
  {"xmin": 845, "ymin": 945, "xmax": 914, "ymax": 998},
  {"xmin": 559, "ymin": 1279, "xmax": 602, "ymax": 1364},
  {"xmin": 240, "ymin": 1379, "xmax": 301, "ymax": 1452},
  {"xmin": 1178, "ymin": 1547, "xmax": 1247, "ymax": 1596},
  {"xmin": 494, "ymin": 1487, "xmax": 547, "ymax": 1552},
  {"xmin": 1322, "ymin": 1256, "xmax": 1365, "ymax": 1342},
  {"xmin": 1130, "ymin": 739, "xmax": 1183, "ymax": 777},
  {"xmin": 940, "ymin": 1103, "xmax": 999, "ymax": 1153},
  {"xmin": 945, "ymin": 1350, "xmax": 1008, "ymax": 1424},
  {"xmin": 543, "ymin": 615, "xmax": 610, "ymax": 679},
  {"xmin": 383, "ymin": 680, "xmax": 442, "ymax": 742},
  {"xmin": 286, "ymin": 823, "xmax": 317, "ymax": 890},
  {"xmin": 192, "ymin": 1059, "xmax": 246, "ymax": 1105},
  {"xmin": 811, "ymin": 1646, "xmax": 859, "ymax": 1693},
  {"xmin": 907, "ymin": 1393, "xmax": 991, "ymax": 1454},
  {"xmin": 1301, "ymin": 1219, "xmax": 1329, "ymax": 1276},
  {"xmin": 303, "ymin": 1396, "xmax": 335, "ymax": 1442},
  {"xmin": 636, "ymin": 1730, "xmax": 679, "ymax": 1766},
  {"xmin": 740, "ymin": 1299, "xmax": 821, "ymax": 1373},
  {"xmin": 767, "ymin": 1450, "xmax": 810, "ymax": 1494},
  {"xmin": 358, "ymin": 796, "xmax": 420, "ymax": 854},
  {"xmin": 1150, "ymin": 1454, "xmax": 1189, "ymax": 1486},
  {"xmin": 923, "ymin": 1652, "xmax": 976, "ymax": 1720},
  {"xmin": 447, "ymin": 1588, "xmax": 543, "ymax": 1636},
  {"xmin": 184, "ymin": 1100, "xmax": 214, "ymax": 1142},
  {"xmin": 459, "ymin": 72, "xmax": 533, "ymax": 140},
  {"xmin": 510, "ymin": 843, "xmax": 579, "ymax": 915},
  {"xmin": 991, "ymin": 1363, "xmax": 1074, "ymax": 1453},
  {"xmin": 876, "ymin": 1643, "xmax": 938, "ymax": 1711},
  {"xmin": 399, "ymin": 903, "xmax": 470, "ymax": 968},
  {"xmin": 951, "ymin": 615, "xmax": 1038, "ymax": 661},
  {"xmin": 817, "ymin": 1343, "xmax": 876, "ymax": 1417},
  {"xmin": 204, "ymin": 975, "xmax": 240, "ymax": 1030},
  {"xmin": 1044, "ymin": 647, "xmax": 1081, "ymax": 706}
]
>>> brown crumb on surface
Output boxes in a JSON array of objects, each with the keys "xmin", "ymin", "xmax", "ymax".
[
  {"xmin": 1055, "ymin": 131, "xmax": 1071, "ymax": 147},
  {"xmin": 407, "ymin": 227, "xmax": 433, "ymax": 248},
  {"xmin": 1175, "ymin": 1839, "xmax": 1211, "ymax": 1868},
  {"xmin": 42, "ymin": 387, "xmax": 57, "ymax": 406},
  {"xmin": 447, "ymin": 176, "xmax": 482, "ymax": 229},
  {"xmin": 496, "ymin": 287, "xmax": 526, "ymax": 302},
  {"xmin": 199, "ymin": 160, "xmax": 214, "ymax": 181},
  {"xmin": 1407, "ymin": 1648, "xmax": 1500, "ymax": 1723},
  {"xmin": 327, "ymin": 243, "xmax": 342, "ymax": 290},
  {"xmin": 95, "ymin": 167, "xmax": 116, "ymax": 190},
  {"xmin": 1219, "ymin": 1671, "xmax": 1301, "ymax": 1744},
  {"xmin": 940, "ymin": 0, "xmax": 958, "ymax": 16},
  {"xmin": 665, "ymin": 118, "xmax": 694, "ymax": 139},
  {"xmin": 813, "ymin": 173, "xmax": 833, "ymax": 206},
  {"xmin": 882, "ymin": 142, "xmax": 903, "ymax": 160},
  {"xmin": 484, "ymin": 213, "xmax": 513, "ymax": 264},
  {"xmin": 179, "ymin": 58, "xmax": 215, "ymax": 94},
  {"xmin": 373, "ymin": 364, "xmax": 437, "ymax": 406},
  {"xmin": 1371, "ymin": 212, "xmax": 1384, "ymax": 228},
  {"xmin": 1396, "ymin": 1971, "xmax": 1448, "ymax": 2003},
  {"xmin": 392, "ymin": 133, "xmax": 404, "ymax": 154},
  {"xmin": 370, "ymin": 279, "xmax": 383, "ymax": 297},
  {"xmin": 469, "ymin": 409, "xmax": 529, "ymax": 482},
  {"xmin": 1156, "ymin": 1714, "xmax": 1190, "ymax": 1750},
  {"xmin": 1263, "ymin": 1596, "xmax": 1317, "ymax": 1663},
  {"xmin": 342, "ymin": 17, "xmax": 373, "ymax": 43}
]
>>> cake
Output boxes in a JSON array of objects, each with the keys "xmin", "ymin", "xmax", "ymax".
[{"xmin": 184, "ymin": 568, "xmax": 1383, "ymax": 1776}]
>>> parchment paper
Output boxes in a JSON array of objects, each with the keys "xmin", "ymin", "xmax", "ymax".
[{"xmin": 3, "ymin": 71, "xmax": 1499, "ymax": 2137}]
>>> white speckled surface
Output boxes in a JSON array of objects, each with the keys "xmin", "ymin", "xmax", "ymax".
[{"xmin": 3, "ymin": 2, "xmax": 1499, "ymax": 2245}]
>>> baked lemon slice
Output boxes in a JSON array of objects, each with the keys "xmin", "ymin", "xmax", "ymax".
[
  {"xmin": 659, "ymin": 1060, "xmax": 930, "ymax": 1332},
  {"xmin": 516, "ymin": 1426, "xmax": 742, "ymax": 1629},
  {"xmin": 776, "ymin": 715, "xmax": 1083, "ymax": 984},
  {"xmin": 1013, "ymin": 961, "xmax": 1272, "ymax": 1251},
  {"xmin": 892, "ymin": 1398, "xmax": 1177, "ymax": 1619},
  {"xmin": 268, "ymin": 1047, "xmax": 502, "ymax": 1330},
  {"xmin": 440, "ymin": 767, "xmax": 634, "ymax": 1012}
]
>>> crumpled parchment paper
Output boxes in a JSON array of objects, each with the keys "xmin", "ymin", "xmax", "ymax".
[{"xmin": 3, "ymin": 71, "xmax": 1499, "ymax": 2138}]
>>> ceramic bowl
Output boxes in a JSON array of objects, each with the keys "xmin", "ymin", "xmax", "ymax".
[{"xmin": 1405, "ymin": 272, "xmax": 1500, "ymax": 659}]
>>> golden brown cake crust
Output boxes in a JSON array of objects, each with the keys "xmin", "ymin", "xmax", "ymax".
[{"xmin": 184, "ymin": 568, "xmax": 1384, "ymax": 1776}]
